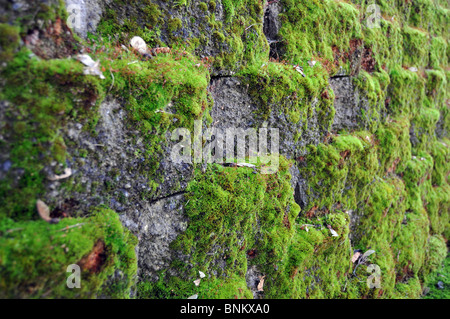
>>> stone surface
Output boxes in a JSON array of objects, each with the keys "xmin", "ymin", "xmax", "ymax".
[
  {"xmin": 125, "ymin": 193, "xmax": 188, "ymax": 280},
  {"xmin": 37, "ymin": 97, "xmax": 193, "ymax": 279},
  {"xmin": 245, "ymin": 265, "xmax": 264, "ymax": 299},
  {"xmin": 64, "ymin": 0, "xmax": 103, "ymax": 38},
  {"xmin": 329, "ymin": 76, "xmax": 369, "ymax": 132}
]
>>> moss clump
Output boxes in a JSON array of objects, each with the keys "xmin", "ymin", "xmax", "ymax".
[
  {"xmin": 168, "ymin": 17, "xmax": 182, "ymax": 33},
  {"xmin": 0, "ymin": 48, "xmax": 104, "ymax": 220},
  {"xmin": 213, "ymin": 30, "xmax": 225, "ymax": 42},
  {"xmin": 387, "ymin": 66, "xmax": 425, "ymax": 117},
  {"xmin": 138, "ymin": 157, "xmax": 300, "ymax": 298},
  {"xmin": 402, "ymin": 26, "xmax": 430, "ymax": 67},
  {"xmin": 96, "ymin": 0, "xmax": 269, "ymax": 74},
  {"xmin": 143, "ymin": 2, "xmax": 162, "ymax": 27},
  {"xmin": 0, "ymin": 24, "xmax": 20, "ymax": 63},
  {"xmin": 239, "ymin": 59, "xmax": 334, "ymax": 132},
  {"xmin": 198, "ymin": 2, "xmax": 208, "ymax": 12},
  {"xmin": 209, "ymin": 1, "xmax": 216, "ymax": 11},
  {"xmin": 93, "ymin": 45, "xmax": 210, "ymax": 199},
  {"xmin": 424, "ymin": 254, "xmax": 450, "ymax": 299},
  {"xmin": 0, "ymin": 207, "xmax": 137, "ymax": 298},
  {"xmin": 375, "ymin": 116, "xmax": 412, "ymax": 174},
  {"xmin": 278, "ymin": 0, "xmax": 361, "ymax": 73}
]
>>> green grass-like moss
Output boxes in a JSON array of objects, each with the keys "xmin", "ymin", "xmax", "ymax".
[{"xmin": 0, "ymin": 207, "xmax": 137, "ymax": 298}]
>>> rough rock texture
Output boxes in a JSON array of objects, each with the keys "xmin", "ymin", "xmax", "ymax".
[
  {"xmin": 0, "ymin": 0, "xmax": 60, "ymax": 27},
  {"xmin": 64, "ymin": 0, "xmax": 103, "ymax": 38},
  {"xmin": 245, "ymin": 265, "xmax": 264, "ymax": 299},
  {"xmin": 46, "ymin": 96, "xmax": 194, "ymax": 279},
  {"xmin": 210, "ymin": 76, "xmax": 324, "ymax": 159},
  {"xmin": 209, "ymin": 76, "xmax": 323, "ymax": 209},
  {"xmin": 128, "ymin": 193, "xmax": 188, "ymax": 279},
  {"xmin": 330, "ymin": 76, "xmax": 369, "ymax": 131}
]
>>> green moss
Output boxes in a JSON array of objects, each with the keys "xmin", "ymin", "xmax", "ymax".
[
  {"xmin": 209, "ymin": 1, "xmax": 216, "ymax": 11},
  {"xmin": 138, "ymin": 157, "xmax": 301, "ymax": 298},
  {"xmin": 143, "ymin": 2, "xmax": 161, "ymax": 27},
  {"xmin": 302, "ymin": 131, "xmax": 380, "ymax": 213},
  {"xmin": 351, "ymin": 70, "xmax": 390, "ymax": 132},
  {"xmin": 278, "ymin": 0, "xmax": 361, "ymax": 73},
  {"xmin": 0, "ymin": 48, "xmax": 104, "ymax": 220},
  {"xmin": 138, "ymin": 271, "xmax": 253, "ymax": 299},
  {"xmin": 0, "ymin": 207, "xmax": 138, "ymax": 298},
  {"xmin": 375, "ymin": 116, "xmax": 411, "ymax": 174},
  {"xmin": 238, "ymin": 58, "xmax": 333, "ymax": 134},
  {"xmin": 429, "ymin": 36, "xmax": 447, "ymax": 69},
  {"xmin": 222, "ymin": 0, "xmax": 236, "ymax": 22},
  {"xmin": 402, "ymin": 26, "xmax": 430, "ymax": 67},
  {"xmin": 168, "ymin": 17, "xmax": 182, "ymax": 33},
  {"xmin": 424, "ymin": 254, "xmax": 450, "ymax": 299},
  {"xmin": 198, "ymin": 2, "xmax": 208, "ymax": 12},
  {"xmin": 387, "ymin": 66, "xmax": 425, "ymax": 117},
  {"xmin": 1, "ymin": 0, "xmax": 449, "ymax": 300},
  {"xmin": 213, "ymin": 31, "xmax": 225, "ymax": 42},
  {"xmin": 0, "ymin": 24, "xmax": 20, "ymax": 63}
]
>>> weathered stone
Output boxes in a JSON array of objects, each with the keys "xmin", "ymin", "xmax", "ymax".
[
  {"xmin": 329, "ymin": 76, "xmax": 369, "ymax": 131},
  {"xmin": 246, "ymin": 265, "xmax": 264, "ymax": 299},
  {"xmin": 64, "ymin": 0, "xmax": 103, "ymax": 38}
]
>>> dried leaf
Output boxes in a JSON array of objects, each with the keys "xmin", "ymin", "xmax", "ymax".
[
  {"xmin": 199, "ymin": 271, "xmax": 206, "ymax": 278},
  {"xmin": 257, "ymin": 275, "xmax": 265, "ymax": 292},
  {"xmin": 37, "ymin": 200, "xmax": 51, "ymax": 222},
  {"xmin": 363, "ymin": 249, "xmax": 376, "ymax": 258},
  {"xmin": 329, "ymin": 228, "xmax": 339, "ymax": 237},
  {"xmin": 47, "ymin": 168, "xmax": 72, "ymax": 181},
  {"xmin": 130, "ymin": 36, "xmax": 148, "ymax": 55},
  {"xmin": 76, "ymin": 54, "xmax": 105, "ymax": 79},
  {"xmin": 153, "ymin": 47, "xmax": 171, "ymax": 54},
  {"xmin": 351, "ymin": 252, "xmax": 361, "ymax": 263},
  {"xmin": 193, "ymin": 279, "xmax": 201, "ymax": 286},
  {"xmin": 294, "ymin": 65, "xmax": 306, "ymax": 77},
  {"xmin": 76, "ymin": 54, "xmax": 97, "ymax": 67}
]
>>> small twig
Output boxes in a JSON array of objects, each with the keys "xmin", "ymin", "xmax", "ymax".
[
  {"xmin": 108, "ymin": 68, "xmax": 115, "ymax": 93},
  {"xmin": 57, "ymin": 223, "xmax": 86, "ymax": 232},
  {"xmin": 245, "ymin": 24, "xmax": 256, "ymax": 31},
  {"xmin": 5, "ymin": 228, "xmax": 24, "ymax": 234}
]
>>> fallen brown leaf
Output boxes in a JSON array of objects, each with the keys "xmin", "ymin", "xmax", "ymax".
[
  {"xmin": 257, "ymin": 275, "xmax": 265, "ymax": 292},
  {"xmin": 36, "ymin": 199, "xmax": 60, "ymax": 224},
  {"xmin": 37, "ymin": 199, "xmax": 51, "ymax": 222}
]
